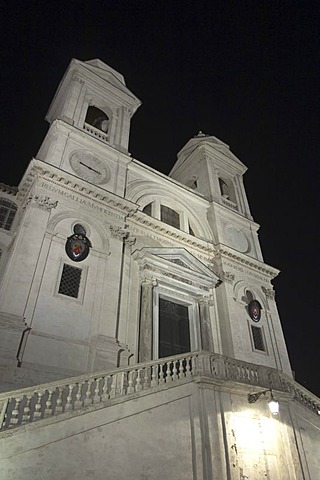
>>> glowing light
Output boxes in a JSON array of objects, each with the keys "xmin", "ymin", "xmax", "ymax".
[{"xmin": 268, "ymin": 398, "xmax": 279, "ymax": 415}]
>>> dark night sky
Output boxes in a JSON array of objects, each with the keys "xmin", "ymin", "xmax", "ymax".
[{"xmin": 1, "ymin": 1, "xmax": 319, "ymax": 396}]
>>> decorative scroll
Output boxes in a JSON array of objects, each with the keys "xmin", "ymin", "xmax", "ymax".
[{"xmin": 26, "ymin": 195, "xmax": 58, "ymax": 212}]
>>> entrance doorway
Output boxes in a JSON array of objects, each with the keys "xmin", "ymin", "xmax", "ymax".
[{"xmin": 159, "ymin": 298, "xmax": 191, "ymax": 358}]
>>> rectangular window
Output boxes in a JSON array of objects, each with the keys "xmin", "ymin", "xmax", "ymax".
[
  {"xmin": 251, "ymin": 325, "xmax": 266, "ymax": 351},
  {"xmin": 159, "ymin": 298, "xmax": 190, "ymax": 358},
  {"xmin": 58, "ymin": 264, "xmax": 82, "ymax": 298},
  {"xmin": 160, "ymin": 205, "xmax": 180, "ymax": 229}
]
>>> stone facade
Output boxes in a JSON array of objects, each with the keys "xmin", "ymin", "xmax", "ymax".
[{"xmin": 0, "ymin": 59, "xmax": 319, "ymax": 479}]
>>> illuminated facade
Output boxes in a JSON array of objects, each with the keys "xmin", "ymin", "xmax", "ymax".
[{"xmin": 0, "ymin": 59, "xmax": 319, "ymax": 479}]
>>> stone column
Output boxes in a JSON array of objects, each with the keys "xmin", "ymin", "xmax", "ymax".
[
  {"xmin": 199, "ymin": 296, "xmax": 214, "ymax": 352},
  {"xmin": 139, "ymin": 277, "xmax": 156, "ymax": 362}
]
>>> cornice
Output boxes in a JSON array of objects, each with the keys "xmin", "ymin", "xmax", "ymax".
[
  {"xmin": 216, "ymin": 244, "xmax": 280, "ymax": 279},
  {"xmin": 130, "ymin": 212, "xmax": 216, "ymax": 256},
  {"xmin": 18, "ymin": 159, "xmax": 138, "ymax": 217},
  {"xmin": 0, "ymin": 183, "xmax": 18, "ymax": 196}
]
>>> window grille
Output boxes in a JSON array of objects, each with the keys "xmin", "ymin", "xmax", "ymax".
[
  {"xmin": 58, "ymin": 264, "xmax": 82, "ymax": 298},
  {"xmin": 160, "ymin": 205, "xmax": 180, "ymax": 229},
  {"xmin": 143, "ymin": 203, "xmax": 152, "ymax": 216},
  {"xmin": 251, "ymin": 325, "xmax": 266, "ymax": 351},
  {"xmin": 0, "ymin": 199, "xmax": 17, "ymax": 231}
]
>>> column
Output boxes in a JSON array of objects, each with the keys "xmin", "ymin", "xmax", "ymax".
[
  {"xmin": 139, "ymin": 277, "xmax": 155, "ymax": 362},
  {"xmin": 199, "ymin": 296, "xmax": 214, "ymax": 352}
]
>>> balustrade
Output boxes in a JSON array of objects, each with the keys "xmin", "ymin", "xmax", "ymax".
[
  {"xmin": 83, "ymin": 122, "xmax": 108, "ymax": 143},
  {"xmin": 0, "ymin": 351, "xmax": 319, "ymax": 432},
  {"xmin": 0, "ymin": 353, "xmax": 196, "ymax": 431}
]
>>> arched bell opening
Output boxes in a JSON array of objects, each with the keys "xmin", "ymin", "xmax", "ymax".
[{"xmin": 85, "ymin": 106, "xmax": 109, "ymax": 134}]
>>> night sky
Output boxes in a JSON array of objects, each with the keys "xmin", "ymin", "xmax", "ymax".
[{"xmin": 1, "ymin": 1, "xmax": 319, "ymax": 396}]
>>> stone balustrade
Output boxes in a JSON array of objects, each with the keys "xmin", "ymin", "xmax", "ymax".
[
  {"xmin": 221, "ymin": 197, "xmax": 238, "ymax": 211},
  {"xmin": 83, "ymin": 122, "xmax": 108, "ymax": 142},
  {"xmin": 0, "ymin": 351, "xmax": 319, "ymax": 432},
  {"xmin": 0, "ymin": 353, "xmax": 197, "ymax": 431}
]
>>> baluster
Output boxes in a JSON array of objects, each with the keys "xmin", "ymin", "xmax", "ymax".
[
  {"xmin": 101, "ymin": 376, "xmax": 110, "ymax": 401},
  {"xmin": 151, "ymin": 364, "xmax": 158, "ymax": 387},
  {"xmin": 109, "ymin": 375, "xmax": 116, "ymax": 398},
  {"xmin": 177, "ymin": 359, "xmax": 183, "ymax": 379},
  {"xmin": 22, "ymin": 394, "xmax": 32, "ymax": 424},
  {"xmin": 55, "ymin": 387, "xmax": 64, "ymax": 413},
  {"xmin": 65, "ymin": 384, "xmax": 75, "ymax": 411},
  {"xmin": 44, "ymin": 390, "xmax": 53, "ymax": 417},
  {"xmin": 10, "ymin": 397, "xmax": 22, "ymax": 427},
  {"xmin": 172, "ymin": 361, "xmax": 178, "ymax": 381},
  {"xmin": 127, "ymin": 371, "xmax": 135, "ymax": 393},
  {"xmin": 33, "ymin": 392, "xmax": 44, "ymax": 420},
  {"xmin": 166, "ymin": 362, "xmax": 174, "ymax": 382},
  {"xmin": 116, "ymin": 372, "xmax": 126, "ymax": 396},
  {"xmin": 185, "ymin": 357, "xmax": 192, "ymax": 377},
  {"xmin": 135, "ymin": 369, "xmax": 142, "ymax": 392},
  {"xmin": 159, "ymin": 363, "xmax": 165, "ymax": 384},
  {"xmin": 93, "ymin": 378, "xmax": 101, "ymax": 403},
  {"xmin": 84, "ymin": 380, "xmax": 93, "ymax": 406},
  {"xmin": 74, "ymin": 383, "xmax": 84, "ymax": 409}
]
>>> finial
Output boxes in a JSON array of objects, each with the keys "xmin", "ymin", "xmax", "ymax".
[{"xmin": 195, "ymin": 130, "xmax": 208, "ymax": 138}]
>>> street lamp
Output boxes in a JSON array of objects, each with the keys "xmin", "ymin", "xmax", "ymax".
[{"xmin": 248, "ymin": 389, "xmax": 279, "ymax": 415}]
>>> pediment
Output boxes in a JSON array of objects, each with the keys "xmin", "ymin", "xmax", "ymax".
[
  {"xmin": 171, "ymin": 132, "xmax": 246, "ymax": 176},
  {"xmin": 83, "ymin": 59, "xmax": 128, "ymax": 93},
  {"xmin": 133, "ymin": 247, "xmax": 219, "ymax": 290}
]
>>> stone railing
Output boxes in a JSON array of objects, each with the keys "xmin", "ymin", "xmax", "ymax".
[
  {"xmin": 0, "ymin": 352, "xmax": 198, "ymax": 431},
  {"xmin": 1, "ymin": 352, "xmax": 319, "ymax": 432},
  {"xmin": 221, "ymin": 197, "xmax": 238, "ymax": 211},
  {"xmin": 83, "ymin": 122, "xmax": 108, "ymax": 143},
  {"xmin": 279, "ymin": 376, "xmax": 320, "ymax": 417}
]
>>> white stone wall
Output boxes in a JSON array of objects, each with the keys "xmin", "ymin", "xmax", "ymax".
[{"xmin": 1, "ymin": 381, "xmax": 318, "ymax": 479}]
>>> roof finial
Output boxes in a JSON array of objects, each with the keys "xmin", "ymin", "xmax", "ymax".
[{"xmin": 195, "ymin": 130, "xmax": 207, "ymax": 138}]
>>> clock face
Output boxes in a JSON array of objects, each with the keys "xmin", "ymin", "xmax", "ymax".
[{"xmin": 70, "ymin": 151, "xmax": 110, "ymax": 185}]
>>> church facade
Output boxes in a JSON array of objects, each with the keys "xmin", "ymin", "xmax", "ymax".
[{"xmin": 0, "ymin": 59, "xmax": 319, "ymax": 479}]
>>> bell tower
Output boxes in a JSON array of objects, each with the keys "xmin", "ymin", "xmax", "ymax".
[
  {"xmin": 46, "ymin": 58, "xmax": 141, "ymax": 153},
  {"xmin": 36, "ymin": 59, "xmax": 141, "ymax": 196},
  {"xmin": 170, "ymin": 132, "xmax": 291, "ymax": 376}
]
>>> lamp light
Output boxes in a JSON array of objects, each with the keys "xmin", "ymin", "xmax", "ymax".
[
  {"xmin": 267, "ymin": 392, "xmax": 279, "ymax": 415},
  {"xmin": 248, "ymin": 389, "xmax": 279, "ymax": 415}
]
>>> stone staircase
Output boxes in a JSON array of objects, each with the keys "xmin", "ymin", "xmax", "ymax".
[{"xmin": 1, "ymin": 351, "xmax": 319, "ymax": 432}]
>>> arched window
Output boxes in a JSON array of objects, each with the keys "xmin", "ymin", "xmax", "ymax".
[
  {"xmin": 143, "ymin": 203, "xmax": 152, "ymax": 216},
  {"xmin": 160, "ymin": 205, "xmax": 180, "ymax": 229},
  {"xmin": 0, "ymin": 199, "xmax": 17, "ymax": 230},
  {"xmin": 85, "ymin": 106, "xmax": 109, "ymax": 134},
  {"xmin": 218, "ymin": 177, "xmax": 237, "ymax": 204},
  {"xmin": 219, "ymin": 178, "xmax": 230, "ymax": 198},
  {"xmin": 188, "ymin": 223, "xmax": 195, "ymax": 236}
]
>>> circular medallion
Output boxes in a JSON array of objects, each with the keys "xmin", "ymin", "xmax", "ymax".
[
  {"xmin": 70, "ymin": 151, "xmax": 110, "ymax": 185},
  {"xmin": 248, "ymin": 300, "xmax": 262, "ymax": 322},
  {"xmin": 224, "ymin": 225, "xmax": 249, "ymax": 253},
  {"xmin": 65, "ymin": 234, "xmax": 91, "ymax": 262}
]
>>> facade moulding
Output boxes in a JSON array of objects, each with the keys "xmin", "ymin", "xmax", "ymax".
[
  {"xmin": 25, "ymin": 194, "xmax": 58, "ymax": 212},
  {"xmin": 109, "ymin": 225, "xmax": 136, "ymax": 246},
  {"xmin": 129, "ymin": 214, "xmax": 217, "ymax": 256},
  {"xmin": 18, "ymin": 160, "xmax": 138, "ymax": 218},
  {"xmin": 0, "ymin": 184, "xmax": 18, "ymax": 196},
  {"xmin": 216, "ymin": 245, "xmax": 280, "ymax": 279},
  {"xmin": 219, "ymin": 271, "xmax": 235, "ymax": 284},
  {"xmin": 261, "ymin": 285, "xmax": 276, "ymax": 299}
]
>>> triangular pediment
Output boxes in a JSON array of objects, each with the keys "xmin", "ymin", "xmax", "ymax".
[
  {"xmin": 170, "ymin": 132, "xmax": 246, "ymax": 176},
  {"xmin": 83, "ymin": 59, "xmax": 127, "ymax": 89},
  {"xmin": 133, "ymin": 247, "xmax": 219, "ymax": 291}
]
